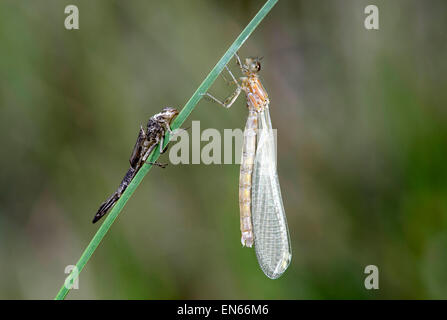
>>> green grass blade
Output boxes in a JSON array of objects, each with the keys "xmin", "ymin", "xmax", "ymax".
[{"xmin": 55, "ymin": 0, "xmax": 278, "ymax": 300}]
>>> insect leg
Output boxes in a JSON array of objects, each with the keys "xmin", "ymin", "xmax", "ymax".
[
  {"xmin": 142, "ymin": 142, "xmax": 157, "ymax": 163},
  {"xmin": 220, "ymin": 73, "xmax": 233, "ymax": 86},
  {"xmin": 225, "ymin": 65, "xmax": 239, "ymax": 84},
  {"xmin": 146, "ymin": 161, "xmax": 167, "ymax": 168},
  {"xmin": 159, "ymin": 134, "xmax": 172, "ymax": 154},
  {"xmin": 158, "ymin": 135, "xmax": 172, "ymax": 154},
  {"xmin": 139, "ymin": 138, "xmax": 168, "ymax": 168},
  {"xmin": 221, "ymin": 66, "xmax": 239, "ymax": 86},
  {"xmin": 161, "ymin": 122, "xmax": 171, "ymax": 135},
  {"xmin": 202, "ymin": 86, "xmax": 242, "ymax": 109},
  {"xmin": 234, "ymin": 51, "xmax": 246, "ymax": 73},
  {"xmin": 159, "ymin": 135, "xmax": 166, "ymax": 154}
]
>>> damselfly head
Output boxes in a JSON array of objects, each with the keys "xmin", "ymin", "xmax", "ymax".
[
  {"xmin": 245, "ymin": 57, "xmax": 262, "ymax": 74},
  {"xmin": 158, "ymin": 106, "xmax": 179, "ymax": 123}
]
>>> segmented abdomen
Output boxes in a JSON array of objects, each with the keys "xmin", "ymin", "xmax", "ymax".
[{"xmin": 239, "ymin": 108, "xmax": 257, "ymax": 247}]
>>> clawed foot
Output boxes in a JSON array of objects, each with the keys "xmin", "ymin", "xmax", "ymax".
[{"xmin": 147, "ymin": 161, "xmax": 168, "ymax": 168}]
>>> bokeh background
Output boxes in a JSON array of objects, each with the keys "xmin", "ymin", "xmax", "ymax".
[{"xmin": 0, "ymin": 0, "xmax": 446, "ymax": 299}]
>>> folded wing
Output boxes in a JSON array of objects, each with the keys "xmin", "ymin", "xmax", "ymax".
[{"xmin": 251, "ymin": 107, "xmax": 292, "ymax": 279}]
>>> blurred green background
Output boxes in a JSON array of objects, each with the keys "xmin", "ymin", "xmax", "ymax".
[{"xmin": 0, "ymin": 0, "xmax": 446, "ymax": 299}]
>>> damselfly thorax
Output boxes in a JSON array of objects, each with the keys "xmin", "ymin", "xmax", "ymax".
[
  {"xmin": 203, "ymin": 53, "xmax": 292, "ymax": 279},
  {"xmin": 241, "ymin": 75, "xmax": 269, "ymax": 112}
]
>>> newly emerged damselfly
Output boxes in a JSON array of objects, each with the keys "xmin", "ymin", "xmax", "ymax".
[{"xmin": 203, "ymin": 53, "xmax": 291, "ymax": 279}]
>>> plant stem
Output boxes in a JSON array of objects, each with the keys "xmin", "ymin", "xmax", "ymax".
[{"xmin": 55, "ymin": 0, "xmax": 278, "ymax": 300}]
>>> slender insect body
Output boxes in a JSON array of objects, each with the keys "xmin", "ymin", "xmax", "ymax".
[
  {"xmin": 239, "ymin": 108, "xmax": 257, "ymax": 247},
  {"xmin": 238, "ymin": 70, "xmax": 271, "ymax": 247},
  {"xmin": 204, "ymin": 54, "xmax": 291, "ymax": 279},
  {"xmin": 239, "ymin": 74, "xmax": 269, "ymax": 246},
  {"xmin": 92, "ymin": 107, "xmax": 179, "ymax": 223}
]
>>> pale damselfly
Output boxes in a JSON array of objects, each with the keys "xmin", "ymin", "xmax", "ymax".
[{"xmin": 203, "ymin": 53, "xmax": 291, "ymax": 279}]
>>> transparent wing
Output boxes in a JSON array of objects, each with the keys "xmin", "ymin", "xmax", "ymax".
[{"xmin": 252, "ymin": 107, "xmax": 292, "ymax": 279}]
